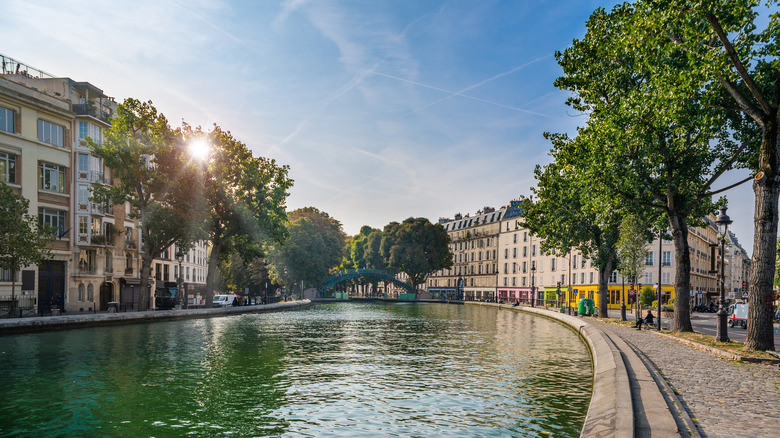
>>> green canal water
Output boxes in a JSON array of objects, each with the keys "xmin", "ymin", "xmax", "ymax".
[{"xmin": 0, "ymin": 303, "xmax": 592, "ymax": 437}]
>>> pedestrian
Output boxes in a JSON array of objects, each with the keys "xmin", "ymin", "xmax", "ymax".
[{"xmin": 775, "ymin": 307, "xmax": 780, "ymax": 323}]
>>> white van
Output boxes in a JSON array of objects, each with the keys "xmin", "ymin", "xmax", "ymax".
[
  {"xmin": 727, "ymin": 303, "xmax": 748, "ymax": 328},
  {"xmin": 213, "ymin": 294, "xmax": 236, "ymax": 307}
]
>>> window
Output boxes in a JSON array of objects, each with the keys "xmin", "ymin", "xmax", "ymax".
[
  {"xmin": 522, "ymin": 277, "xmax": 527, "ymax": 286},
  {"xmin": 39, "ymin": 208, "xmax": 66, "ymax": 235},
  {"xmin": 89, "ymin": 124, "xmax": 103, "ymax": 145},
  {"xmin": 78, "ymin": 284, "xmax": 85, "ymax": 301},
  {"xmin": 523, "ymin": 232, "xmax": 528, "ymax": 242},
  {"xmin": 662, "ymin": 272, "xmax": 671, "ymax": 284},
  {"xmin": 38, "ymin": 119, "xmax": 65, "ymax": 147},
  {"xmin": 609, "ymin": 271, "xmax": 618, "ymax": 283},
  {"xmin": 589, "ymin": 272, "xmax": 594, "ymax": 284},
  {"xmin": 522, "ymin": 261, "xmax": 527, "ymax": 273},
  {"xmin": 0, "ymin": 106, "xmax": 15, "ymax": 133},
  {"xmin": 573, "ymin": 255, "xmax": 578, "ymax": 267},
  {"xmin": 105, "ymin": 251, "xmax": 113, "ymax": 272},
  {"xmin": 644, "ymin": 272, "xmax": 653, "ymax": 285},
  {"xmin": 662, "ymin": 251, "xmax": 672, "ymax": 266},
  {"xmin": 532, "ymin": 245, "xmax": 536, "ymax": 256},
  {"xmin": 503, "ymin": 277, "xmax": 507, "ymax": 286},
  {"xmin": 0, "ymin": 152, "xmax": 17, "ymax": 184},
  {"xmin": 87, "ymin": 284, "xmax": 94, "ymax": 302},
  {"xmin": 78, "ymin": 153, "xmax": 89, "ymax": 172},
  {"xmin": 561, "ymin": 274, "xmax": 565, "ymax": 285},
  {"xmin": 551, "ymin": 258, "xmax": 557, "ymax": 271},
  {"xmin": 155, "ymin": 263, "xmax": 162, "ymax": 281},
  {"xmin": 580, "ymin": 273, "xmax": 585, "ymax": 284},
  {"xmin": 0, "ymin": 267, "xmax": 16, "ymax": 282},
  {"xmin": 513, "ymin": 234, "xmax": 517, "ymax": 244},
  {"xmin": 645, "ymin": 252, "xmax": 654, "ymax": 266},
  {"xmin": 78, "ymin": 216, "xmax": 88, "ymax": 234},
  {"xmin": 513, "ymin": 248, "xmax": 517, "ymax": 258},
  {"xmin": 512, "ymin": 277, "xmax": 516, "ymax": 286},
  {"xmin": 79, "ymin": 121, "xmax": 88, "ymax": 139},
  {"xmin": 512, "ymin": 262, "xmax": 517, "ymax": 273},
  {"xmin": 39, "ymin": 162, "xmax": 66, "ymax": 193},
  {"xmin": 186, "ymin": 267, "xmax": 191, "ymax": 281}
]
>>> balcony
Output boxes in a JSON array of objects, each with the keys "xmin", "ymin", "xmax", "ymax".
[
  {"xmin": 125, "ymin": 239, "xmax": 137, "ymax": 250},
  {"xmin": 72, "ymin": 103, "xmax": 111, "ymax": 124}
]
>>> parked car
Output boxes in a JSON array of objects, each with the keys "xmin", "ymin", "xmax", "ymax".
[{"xmin": 213, "ymin": 294, "xmax": 238, "ymax": 307}]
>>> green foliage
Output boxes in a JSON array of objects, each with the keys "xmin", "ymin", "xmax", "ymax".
[
  {"xmin": 90, "ymin": 98, "xmax": 204, "ymax": 310},
  {"xmin": 520, "ymin": 152, "xmax": 622, "ymax": 317},
  {"xmin": 268, "ymin": 208, "xmax": 346, "ymax": 287},
  {"xmin": 0, "ymin": 183, "xmax": 54, "ymax": 297},
  {"xmin": 640, "ymin": 286, "xmax": 655, "ymax": 308},
  {"xmin": 617, "ymin": 214, "xmax": 651, "ymax": 284},
  {"xmin": 380, "ymin": 217, "xmax": 453, "ymax": 291},
  {"xmin": 191, "ymin": 123, "xmax": 292, "ymax": 298}
]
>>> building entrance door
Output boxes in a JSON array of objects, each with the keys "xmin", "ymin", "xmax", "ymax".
[
  {"xmin": 38, "ymin": 261, "xmax": 65, "ymax": 315},
  {"xmin": 99, "ymin": 282, "xmax": 113, "ymax": 310}
]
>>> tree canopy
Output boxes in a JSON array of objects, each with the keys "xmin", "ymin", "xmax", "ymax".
[
  {"xmin": 380, "ymin": 217, "xmax": 453, "ymax": 293},
  {"xmin": 90, "ymin": 98, "xmax": 203, "ymax": 310}
]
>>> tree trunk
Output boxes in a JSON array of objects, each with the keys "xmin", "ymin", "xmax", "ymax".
[
  {"xmin": 668, "ymin": 211, "xmax": 693, "ymax": 332},
  {"xmin": 205, "ymin": 239, "xmax": 222, "ymax": 307},
  {"xmin": 598, "ymin": 251, "xmax": 615, "ymax": 318},
  {"xmin": 746, "ymin": 158, "xmax": 779, "ymax": 349},
  {"xmin": 139, "ymin": 256, "xmax": 152, "ymax": 311}
]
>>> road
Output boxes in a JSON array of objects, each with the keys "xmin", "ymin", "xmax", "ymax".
[{"xmin": 607, "ymin": 309, "xmax": 780, "ymax": 345}]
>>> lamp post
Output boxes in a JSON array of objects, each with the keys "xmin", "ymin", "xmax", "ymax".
[
  {"xmin": 283, "ymin": 267, "xmax": 289, "ymax": 302},
  {"xmin": 715, "ymin": 206, "xmax": 732, "ymax": 343},
  {"xmin": 176, "ymin": 251, "xmax": 184, "ymax": 309},
  {"xmin": 531, "ymin": 262, "xmax": 536, "ymax": 307},
  {"xmin": 620, "ymin": 270, "xmax": 627, "ymax": 321}
]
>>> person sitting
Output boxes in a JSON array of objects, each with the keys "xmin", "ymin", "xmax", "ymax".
[
  {"xmin": 512, "ymin": 300, "xmax": 520, "ymax": 307},
  {"xmin": 635, "ymin": 310, "xmax": 655, "ymax": 330}
]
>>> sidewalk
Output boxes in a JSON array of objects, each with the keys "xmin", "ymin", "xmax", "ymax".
[
  {"xmin": 0, "ymin": 300, "xmax": 311, "ymax": 335},
  {"xmin": 590, "ymin": 319, "xmax": 780, "ymax": 437}
]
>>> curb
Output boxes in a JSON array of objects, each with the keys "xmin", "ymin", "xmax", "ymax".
[{"xmin": 0, "ymin": 300, "xmax": 312, "ymax": 335}]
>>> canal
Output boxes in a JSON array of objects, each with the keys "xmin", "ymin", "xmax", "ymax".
[{"xmin": 0, "ymin": 302, "xmax": 592, "ymax": 437}]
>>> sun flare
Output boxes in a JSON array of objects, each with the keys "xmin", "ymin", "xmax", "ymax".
[{"xmin": 189, "ymin": 139, "xmax": 210, "ymax": 161}]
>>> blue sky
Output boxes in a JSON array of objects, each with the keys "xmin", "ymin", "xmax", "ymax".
[{"xmin": 1, "ymin": 0, "xmax": 756, "ymax": 251}]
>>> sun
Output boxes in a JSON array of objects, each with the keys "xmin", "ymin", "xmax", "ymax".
[{"xmin": 189, "ymin": 139, "xmax": 210, "ymax": 161}]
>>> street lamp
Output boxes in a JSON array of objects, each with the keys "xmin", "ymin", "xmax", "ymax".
[
  {"xmin": 176, "ymin": 250, "xmax": 184, "ymax": 309},
  {"xmin": 715, "ymin": 206, "xmax": 732, "ymax": 343},
  {"xmin": 619, "ymin": 268, "xmax": 627, "ymax": 321},
  {"xmin": 531, "ymin": 262, "xmax": 536, "ymax": 307},
  {"xmin": 283, "ymin": 267, "xmax": 289, "ymax": 302}
]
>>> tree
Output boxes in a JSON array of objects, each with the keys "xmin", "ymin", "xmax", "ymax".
[
  {"xmin": 520, "ymin": 157, "xmax": 622, "ymax": 318},
  {"xmin": 350, "ymin": 226, "xmax": 380, "ymax": 295},
  {"xmin": 616, "ymin": 214, "xmax": 651, "ymax": 288},
  {"xmin": 553, "ymin": 3, "xmax": 742, "ymax": 331},
  {"xmin": 380, "ymin": 217, "xmax": 453, "ymax": 295},
  {"xmin": 90, "ymin": 99, "xmax": 203, "ymax": 311},
  {"xmin": 640, "ymin": 0, "xmax": 780, "ymax": 351},
  {"xmin": 193, "ymin": 125, "xmax": 292, "ymax": 306},
  {"xmin": 0, "ymin": 183, "xmax": 54, "ymax": 313},
  {"xmin": 268, "ymin": 208, "xmax": 346, "ymax": 291}
]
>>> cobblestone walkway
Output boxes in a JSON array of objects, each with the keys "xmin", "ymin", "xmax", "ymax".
[{"xmin": 592, "ymin": 320, "xmax": 780, "ymax": 437}]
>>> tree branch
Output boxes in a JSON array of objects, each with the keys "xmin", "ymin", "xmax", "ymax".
[
  {"xmin": 703, "ymin": 175, "xmax": 753, "ymax": 198},
  {"xmin": 706, "ymin": 13, "xmax": 772, "ymax": 115},
  {"xmin": 717, "ymin": 77, "xmax": 765, "ymax": 125}
]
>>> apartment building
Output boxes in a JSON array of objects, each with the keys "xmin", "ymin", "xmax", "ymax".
[
  {"xmin": 1, "ymin": 54, "xmax": 209, "ymax": 312},
  {"xmin": 0, "ymin": 76, "xmax": 74, "ymax": 314},
  {"xmin": 428, "ymin": 207, "xmax": 505, "ymax": 301}
]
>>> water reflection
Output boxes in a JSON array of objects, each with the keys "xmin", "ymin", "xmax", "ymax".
[{"xmin": 0, "ymin": 303, "xmax": 591, "ymax": 437}]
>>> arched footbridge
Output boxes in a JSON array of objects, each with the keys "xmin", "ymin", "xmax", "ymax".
[{"xmin": 319, "ymin": 269, "xmax": 414, "ymax": 295}]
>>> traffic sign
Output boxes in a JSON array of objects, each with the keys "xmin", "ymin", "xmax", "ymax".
[
  {"xmin": 728, "ymin": 292, "xmax": 735, "ymax": 299},
  {"xmin": 742, "ymin": 292, "xmax": 749, "ymax": 298}
]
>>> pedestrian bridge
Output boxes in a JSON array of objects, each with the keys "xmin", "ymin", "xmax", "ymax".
[{"xmin": 319, "ymin": 269, "xmax": 414, "ymax": 295}]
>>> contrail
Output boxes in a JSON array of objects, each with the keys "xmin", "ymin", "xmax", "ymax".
[
  {"xmin": 408, "ymin": 55, "xmax": 552, "ymax": 114},
  {"xmin": 171, "ymin": 0, "xmax": 264, "ymax": 56},
  {"xmin": 371, "ymin": 59, "xmax": 551, "ymax": 118}
]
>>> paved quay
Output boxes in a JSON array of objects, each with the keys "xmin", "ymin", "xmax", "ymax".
[
  {"xmin": 590, "ymin": 318, "xmax": 780, "ymax": 438},
  {"xmin": 0, "ymin": 299, "xmax": 311, "ymax": 335}
]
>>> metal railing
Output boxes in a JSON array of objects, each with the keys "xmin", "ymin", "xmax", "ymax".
[{"xmin": 0, "ymin": 295, "xmax": 36, "ymax": 318}]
